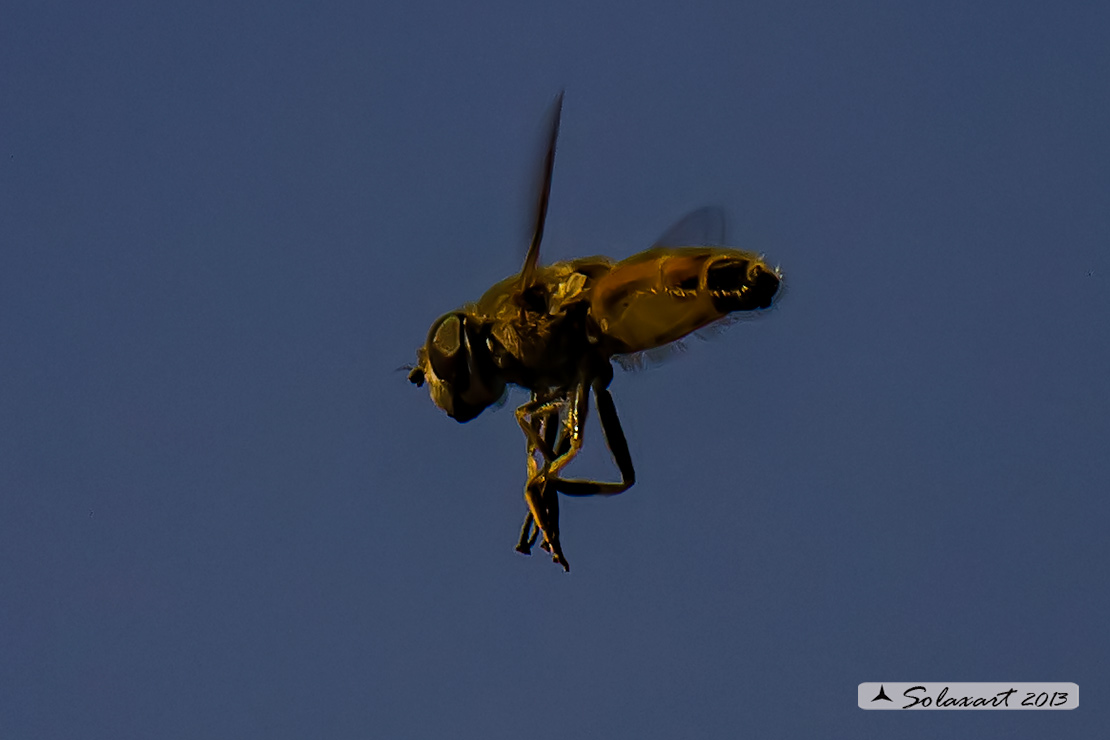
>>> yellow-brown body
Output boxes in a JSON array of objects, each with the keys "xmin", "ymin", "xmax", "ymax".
[
  {"xmin": 471, "ymin": 246, "xmax": 780, "ymax": 369},
  {"xmin": 407, "ymin": 92, "xmax": 781, "ymax": 571}
]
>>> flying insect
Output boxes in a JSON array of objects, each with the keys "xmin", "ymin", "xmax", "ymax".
[{"xmin": 408, "ymin": 92, "xmax": 782, "ymax": 570}]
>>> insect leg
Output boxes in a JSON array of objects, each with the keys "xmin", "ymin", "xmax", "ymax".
[
  {"xmin": 536, "ymin": 406, "xmax": 569, "ymax": 553},
  {"xmin": 543, "ymin": 404, "xmax": 564, "ymax": 455},
  {"xmin": 514, "ymin": 395, "xmax": 569, "ymax": 568},
  {"xmin": 514, "ymin": 396, "xmax": 562, "ymax": 473},
  {"xmin": 543, "ymin": 380, "xmax": 589, "ymax": 477},
  {"xmin": 520, "ymin": 382, "xmax": 587, "ymax": 571},
  {"xmin": 515, "ymin": 403, "xmax": 563, "ymax": 555},
  {"xmin": 525, "ymin": 381, "xmax": 584, "ymax": 571},
  {"xmin": 514, "ymin": 395, "xmax": 547, "ymax": 554},
  {"xmin": 550, "ymin": 379, "xmax": 636, "ymax": 497}
]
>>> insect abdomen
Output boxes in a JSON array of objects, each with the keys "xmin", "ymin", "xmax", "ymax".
[{"xmin": 590, "ymin": 247, "xmax": 779, "ymax": 353}]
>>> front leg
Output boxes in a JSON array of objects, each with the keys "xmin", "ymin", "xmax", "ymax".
[
  {"xmin": 513, "ymin": 395, "xmax": 570, "ymax": 569},
  {"xmin": 513, "ymin": 378, "xmax": 592, "ymax": 571},
  {"xmin": 523, "ymin": 469, "xmax": 568, "ymax": 571},
  {"xmin": 515, "ymin": 404, "xmax": 565, "ymax": 555},
  {"xmin": 515, "ymin": 394, "xmax": 563, "ymax": 479}
]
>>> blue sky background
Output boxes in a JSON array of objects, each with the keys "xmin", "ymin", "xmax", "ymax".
[{"xmin": 2, "ymin": 1, "xmax": 1108, "ymax": 738}]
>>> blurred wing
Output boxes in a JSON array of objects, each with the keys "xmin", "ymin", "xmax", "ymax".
[
  {"xmin": 613, "ymin": 340, "xmax": 689, "ymax": 373},
  {"xmin": 652, "ymin": 206, "xmax": 727, "ymax": 248},
  {"xmin": 519, "ymin": 90, "xmax": 565, "ymax": 291}
]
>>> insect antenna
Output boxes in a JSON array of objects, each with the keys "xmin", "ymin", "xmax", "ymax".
[{"xmin": 396, "ymin": 363, "xmax": 425, "ymax": 386}]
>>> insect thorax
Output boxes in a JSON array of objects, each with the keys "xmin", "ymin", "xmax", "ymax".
[{"xmin": 487, "ymin": 303, "xmax": 594, "ymax": 390}]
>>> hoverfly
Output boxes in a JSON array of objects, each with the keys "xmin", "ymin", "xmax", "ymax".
[{"xmin": 408, "ymin": 92, "xmax": 781, "ymax": 571}]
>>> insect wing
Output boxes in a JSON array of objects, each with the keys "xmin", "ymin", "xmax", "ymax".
[
  {"xmin": 652, "ymin": 205, "xmax": 727, "ymax": 248},
  {"xmin": 592, "ymin": 203, "xmax": 776, "ymax": 354},
  {"xmin": 519, "ymin": 90, "xmax": 565, "ymax": 291}
]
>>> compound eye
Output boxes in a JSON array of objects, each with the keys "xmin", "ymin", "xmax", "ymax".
[
  {"xmin": 426, "ymin": 313, "xmax": 470, "ymax": 388},
  {"xmin": 431, "ymin": 313, "xmax": 462, "ymax": 354}
]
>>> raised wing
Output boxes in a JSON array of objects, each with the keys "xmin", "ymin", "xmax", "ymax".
[
  {"xmin": 652, "ymin": 206, "xmax": 727, "ymax": 248},
  {"xmin": 519, "ymin": 90, "xmax": 565, "ymax": 292}
]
